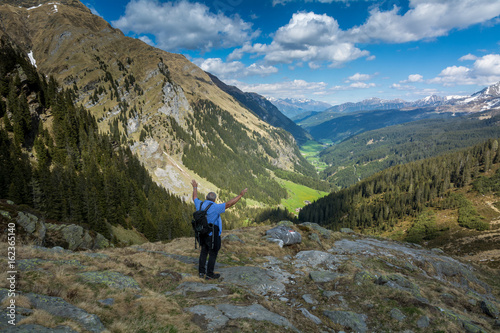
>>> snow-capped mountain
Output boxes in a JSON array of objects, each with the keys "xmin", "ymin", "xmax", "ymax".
[{"xmin": 458, "ymin": 81, "xmax": 500, "ymax": 110}]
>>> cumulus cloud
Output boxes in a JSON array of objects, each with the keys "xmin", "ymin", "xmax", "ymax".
[
  {"xmin": 346, "ymin": 0, "xmax": 500, "ymax": 43},
  {"xmin": 430, "ymin": 54, "xmax": 500, "ymax": 86},
  {"xmin": 398, "ymin": 74, "xmax": 424, "ymax": 83},
  {"xmin": 231, "ymin": 12, "xmax": 370, "ymax": 68},
  {"xmin": 235, "ymin": 0, "xmax": 500, "ymax": 69},
  {"xmin": 195, "ymin": 58, "xmax": 278, "ymax": 79},
  {"xmin": 112, "ymin": 0, "xmax": 258, "ymax": 51}
]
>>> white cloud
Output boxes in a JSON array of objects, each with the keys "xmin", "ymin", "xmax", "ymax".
[
  {"xmin": 236, "ymin": 0, "xmax": 500, "ymax": 69},
  {"xmin": 233, "ymin": 79, "xmax": 329, "ymax": 98},
  {"xmin": 347, "ymin": 0, "xmax": 500, "ymax": 44},
  {"xmin": 195, "ymin": 58, "xmax": 278, "ymax": 79},
  {"xmin": 347, "ymin": 73, "xmax": 372, "ymax": 81},
  {"xmin": 349, "ymin": 82, "xmax": 376, "ymax": 88},
  {"xmin": 232, "ymin": 12, "xmax": 370, "ymax": 68},
  {"xmin": 399, "ymin": 74, "xmax": 423, "ymax": 83},
  {"xmin": 459, "ymin": 53, "xmax": 478, "ymax": 61},
  {"xmin": 430, "ymin": 54, "xmax": 500, "ymax": 86},
  {"xmin": 112, "ymin": 0, "xmax": 258, "ymax": 51},
  {"xmin": 138, "ymin": 35, "xmax": 154, "ymax": 46}
]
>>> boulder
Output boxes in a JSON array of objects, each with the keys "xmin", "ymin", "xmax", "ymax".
[
  {"xmin": 323, "ymin": 310, "xmax": 368, "ymax": 333},
  {"xmin": 16, "ymin": 211, "xmax": 46, "ymax": 245},
  {"xmin": 265, "ymin": 225, "xmax": 302, "ymax": 246}
]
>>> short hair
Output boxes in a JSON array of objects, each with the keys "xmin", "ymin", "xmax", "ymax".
[{"xmin": 206, "ymin": 192, "xmax": 217, "ymax": 201}]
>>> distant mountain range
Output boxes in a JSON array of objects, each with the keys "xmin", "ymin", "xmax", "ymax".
[
  {"xmin": 319, "ymin": 82, "xmax": 500, "ymax": 115},
  {"xmin": 266, "ymin": 97, "xmax": 332, "ymax": 118},
  {"xmin": 295, "ymin": 81, "xmax": 500, "ymax": 142}
]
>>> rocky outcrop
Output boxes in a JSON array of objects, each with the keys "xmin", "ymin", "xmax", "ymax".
[
  {"xmin": 2, "ymin": 205, "xmax": 110, "ymax": 251},
  {"xmin": 1, "ymin": 223, "xmax": 499, "ymax": 332}
]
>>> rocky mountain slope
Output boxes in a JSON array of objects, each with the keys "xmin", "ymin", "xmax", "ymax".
[
  {"xmin": 1, "ymin": 217, "xmax": 499, "ymax": 332},
  {"xmin": 0, "ymin": 0, "xmax": 309, "ymax": 201},
  {"xmin": 206, "ymin": 72, "xmax": 313, "ymax": 146}
]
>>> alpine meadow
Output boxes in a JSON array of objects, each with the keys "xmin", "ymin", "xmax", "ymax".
[{"xmin": 1, "ymin": 1, "xmax": 500, "ymax": 332}]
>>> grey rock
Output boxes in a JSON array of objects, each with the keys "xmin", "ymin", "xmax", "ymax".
[
  {"xmin": 310, "ymin": 271, "xmax": 343, "ymax": 283},
  {"xmin": 300, "ymin": 222, "xmax": 332, "ymax": 238},
  {"xmin": 300, "ymin": 308, "xmax": 323, "ymax": 324},
  {"xmin": 340, "ymin": 228, "xmax": 354, "ymax": 234},
  {"xmin": 390, "ymin": 308, "xmax": 406, "ymax": 321},
  {"xmin": 176, "ymin": 282, "xmax": 222, "ymax": 296},
  {"xmin": 266, "ymin": 225, "xmax": 302, "ymax": 246},
  {"xmin": 221, "ymin": 234, "xmax": 244, "ymax": 243},
  {"xmin": 216, "ymin": 303, "xmax": 298, "ymax": 332},
  {"xmin": 277, "ymin": 220, "xmax": 295, "ymax": 227},
  {"xmin": 417, "ymin": 315, "xmax": 430, "ymax": 328},
  {"xmin": 78, "ymin": 271, "xmax": 140, "ymax": 290},
  {"xmin": 302, "ymin": 294, "xmax": 318, "ymax": 304},
  {"xmin": 218, "ymin": 266, "xmax": 286, "ymax": 295},
  {"xmin": 1, "ymin": 324, "xmax": 79, "ymax": 332},
  {"xmin": 25, "ymin": 292, "xmax": 105, "ymax": 332},
  {"xmin": 295, "ymin": 250, "xmax": 336, "ymax": 268},
  {"xmin": 323, "ymin": 310, "xmax": 368, "ymax": 333},
  {"xmin": 480, "ymin": 300, "xmax": 499, "ymax": 318},
  {"xmin": 16, "ymin": 211, "xmax": 46, "ymax": 245},
  {"xmin": 309, "ymin": 233, "xmax": 322, "ymax": 245},
  {"xmin": 1, "ymin": 210, "xmax": 11, "ymax": 219},
  {"xmin": 185, "ymin": 305, "xmax": 229, "ymax": 331},
  {"xmin": 97, "ymin": 298, "xmax": 115, "ymax": 306}
]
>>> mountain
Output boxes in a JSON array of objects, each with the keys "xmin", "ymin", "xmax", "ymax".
[
  {"xmin": 206, "ymin": 72, "xmax": 313, "ymax": 145},
  {"xmin": 297, "ymin": 82, "xmax": 500, "ymax": 143},
  {"xmin": 266, "ymin": 97, "xmax": 332, "ymax": 118},
  {"xmin": 0, "ymin": 0, "xmax": 313, "ymax": 204}
]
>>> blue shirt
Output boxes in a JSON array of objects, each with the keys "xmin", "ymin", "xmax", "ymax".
[{"xmin": 194, "ymin": 198, "xmax": 226, "ymax": 236}]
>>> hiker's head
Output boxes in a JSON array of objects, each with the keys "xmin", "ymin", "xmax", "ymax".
[{"xmin": 206, "ymin": 192, "xmax": 217, "ymax": 201}]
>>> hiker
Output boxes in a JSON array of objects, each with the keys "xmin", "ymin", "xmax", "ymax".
[{"xmin": 191, "ymin": 179, "xmax": 247, "ymax": 280}]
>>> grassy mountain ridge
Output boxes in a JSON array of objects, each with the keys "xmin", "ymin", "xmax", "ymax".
[
  {"xmin": 0, "ymin": 0, "xmax": 310, "ymax": 204},
  {"xmin": 298, "ymin": 107, "xmax": 461, "ymax": 143}
]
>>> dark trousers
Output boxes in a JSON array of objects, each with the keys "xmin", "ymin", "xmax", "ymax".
[{"xmin": 198, "ymin": 231, "xmax": 221, "ymax": 276}]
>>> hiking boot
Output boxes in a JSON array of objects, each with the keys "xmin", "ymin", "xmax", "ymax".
[
  {"xmin": 205, "ymin": 273, "xmax": 220, "ymax": 280},
  {"xmin": 199, "ymin": 273, "xmax": 205, "ymax": 279}
]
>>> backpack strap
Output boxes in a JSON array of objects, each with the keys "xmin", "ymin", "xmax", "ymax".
[{"xmin": 202, "ymin": 202, "xmax": 214, "ymax": 213}]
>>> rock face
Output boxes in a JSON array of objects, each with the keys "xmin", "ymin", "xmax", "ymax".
[{"xmin": 6, "ymin": 206, "xmax": 110, "ymax": 251}]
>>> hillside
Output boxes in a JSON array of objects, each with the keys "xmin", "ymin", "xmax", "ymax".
[
  {"xmin": 299, "ymin": 107, "xmax": 462, "ymax": 143},
  {"xmin": 0, "ymin": 0, "xmax": 312, "ymax": 204},
  {"xmin": 1, "ymin": 217, "xmax": 499, "ymax": 332},
  {"xmin": 320, "ymin": 109, "xmax": 500, "ymax": 188},
  {"xmin": 206, "ymin": 72, "xmax": 314, "ymax": 146},
  {"xmin": 299, "ymin": 138, "xmax": 500, "ymax": 266},
  {"xmin": 0, "ymin": 42, "xmax": 194, "ymax": 243}
]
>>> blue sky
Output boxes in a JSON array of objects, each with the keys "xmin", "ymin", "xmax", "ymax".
[{"xmin": 84, "ymin": 0, "xmax": 500, "ymax": 105}]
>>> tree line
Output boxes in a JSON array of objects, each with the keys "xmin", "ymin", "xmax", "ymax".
[{"xmin": 299, "ymin": 137, "xmax": 499, "ymax": 232}]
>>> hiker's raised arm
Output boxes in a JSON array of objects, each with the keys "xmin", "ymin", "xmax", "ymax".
[
  {"xmin": 225, "ymin": 188, "xmax": 247, "ymax": 209},
  {"xmin": 191, "ymin": 180, "xmax": 198, "ymax": 201}
]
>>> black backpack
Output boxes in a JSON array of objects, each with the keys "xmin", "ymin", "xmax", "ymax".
[{"xmin": 191, "ymin": 201, "xmax": 214, "ymax": 248}]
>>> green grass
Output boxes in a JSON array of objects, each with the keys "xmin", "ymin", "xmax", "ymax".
[
  {"xmin": 277, "ymin": 178, "xmax": 329, "ymax": 215},
  {"xmin": 299, "ymin": 140, "xmax": 330, "ymax": 172}
]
